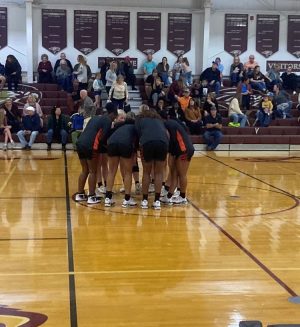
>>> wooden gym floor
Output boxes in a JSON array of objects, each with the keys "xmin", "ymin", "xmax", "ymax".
[{"xmin": 0, "ymin": 150, "xmax": 300, "ymax": 326}]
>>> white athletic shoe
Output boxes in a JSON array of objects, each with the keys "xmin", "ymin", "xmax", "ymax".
[
  {"xmin": 119, "ymin": 186, "xmax": 125, "ymax": 193},
  {"xmin": 159, "ymin": 195, "xmax": 173, "ymax": 205},
  {"xmin": 173, "ymin": 188, "xmax": 180, "ymax": 198},
  {"xmin": 87, "ymin": 195, "xmax": 101, "ymax": 205},
  {"xmin": 75, "ymin": 193, "xmax": 87, "ymax": 202},
  {"xmin": 171, "ymin": 196, "xmax": 188, "ymax": 205},
  {"xmin": 141, "ymin": 199, "xmax": 149, "ymax": 209},
  {"xmin": 104, "ymin": 197, "xmax": 115, "ymax": 207},
  {"xmin": 97, "ymin": 185, "xmax": 106, "ymax": 194},
  {"xmin": 152, "ymin": 200, "xmax": 161, "ymax": 210},
  {"xmin": 135, "ymin": 183, "xmax": 141, "ymax": 195},
  {"xmin": 148, "ymin": 183, "xmax": 155, "ymax": 193},
  {"xmin": 122, "ymin": 198, "xmax": 137, "ymax": 208},
  {"xmin": 160, "ymin": 186, "xmax": 168, "ymax": 197}
]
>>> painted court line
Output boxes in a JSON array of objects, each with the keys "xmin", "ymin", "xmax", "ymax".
[{"xmin": 0, "ymin": 166, "xmax": 16, "ymax": 194}]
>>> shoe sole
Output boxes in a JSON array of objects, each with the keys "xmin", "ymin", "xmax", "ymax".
[
  {"xmin": 141, "ymin": 206, "xmax": 148, "ymax": 209},
  {"xmin": 153, "ymin": 206, "xmax": 161, "ymax": 210},
  {"xmin": 75, "ymin": 199, "xmax": 87, "ymax": 202}
]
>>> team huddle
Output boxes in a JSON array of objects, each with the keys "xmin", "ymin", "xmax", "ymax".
[{"xmin": 74, "ymin": 103, "xmax": 195, "ymax": 210}]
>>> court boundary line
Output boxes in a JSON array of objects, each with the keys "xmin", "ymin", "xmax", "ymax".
[
  {"xmin": 0, "ymin": 237, "xmax": 67, "ymax": 241},
  {"xmin": 64, "ymin": 152, "xmax": 78, "ymax": 327}
]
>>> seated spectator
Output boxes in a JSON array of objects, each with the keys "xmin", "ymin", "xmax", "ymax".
[
  {"xmin": 0, "ymin": 108, "xmax": 14, "ymax": 150},
  {"xmin": 249, "ymin": 65, "xmax": 267, "ymax": 93},
  {"xmin": 168, "ymin": 77, "xmax": 184, "ymax": 103},
  {"xmin": 56, "ymin": 59, "xmax": 73, "ymax": 93},
  {"xmin": 256, "ymin": 94, "xmax": 273, "ymax": 127},
  {"xmin": 23, "ymin": 93, "xmax": 43, "ymax": 127},
  {"xmin": 150, "ymin": 77, "xmax": 165, "ymax": 107},
  {"xmin": 108, "ymin": 74, "xmax": 129, "ymax": 109},
  {"xmin": 121, "ymin": 56, "xmax": 137, "ymax": 90},
  {"xmin": 156, "ymin": 56, "xmax": 170, "ymax": 86},
  {"xmin": 230, "ymin": 56, "xmax": 244, "ymax": 86},
  {"xmin": 184, "ymin": 98, "xmax": 203, "ymax": 134},
  {"xmin": 143, "ymin": 53, "xmax": 157, "ymax": 80},
  {"xmin": 0, "ymin": 61, "xmax": 6, "ymax": 90},
  {"xmin": 200, "ymin": 62, "xmax": 221, "ymax": 95},
  {"xmin": 281, "ymin": 65, "xmax": 297, "ymax": 94},
  {"xmin": 54, "ymin": 52, "xmax": 73, "ymax": 76},
  {"xmin": 237, "ymin": 77, "xmax": 252, "ymax": 111},
  {"xmin": 273, "ymin": 84, "xmax": 292, "ymax": 119},
  {"xmin": 243, "ymin": 54, "xmax": 258, "ymax": 77},
  {"xmin": 5, "ymin": 55, "xmax": 22, "ymax": 91},
  {"xmin": 105, "ymin": 61, "xmax": 117, "ymax": 95},
  {"xmin": 175, "ymin": 88, "xmax": 192, "ymax": 112},
  {"xmin": 37, "ymin": 54, "xmax": 53, "ymax": 83},
  {"xmin": 190, "ymin": 80, "xmax": 204, "ymax": 104},
  {"xmin": 17, "ymin": 106, "xmax": 40, "ymax": 150},
  {"xmin": 215, "ymin": 57, "xmax": 224, "ymax": 86},
  {"xmin": 265, "ymin": 64, "xmax": 282, "ymax": 91},
  {"xmin": 203, "ymin": 92, "xmax": 219, "ymax": 116},
  {"xmin": 172, "ymin": 55, "xmax": 183, "ymax": 81},
  {"xmin": 155, "ymin": 98, "xmax": 166, "ymax": 114},
  {"xmin": 181, "ymin": 57, "xmax": 193, "ymax": 86},
  {"xmin": 46, "ymin": 106, "xmax": 69, "ymax": 151},
  {"xmin": 73, "ymin": 55, "xmax": 92, "ymax": 94},
  {"xmin": 93, "ymin": 72, "xmax": 105, "ymax": 111},
  {"xmin": 203, "ymin": 105, "xmax": 223, "ymax": 151},
  {"xmin": 145, "ymin": 69, "xmax": 159, "ymax": 100},
  {"xmin": 228, "ymin": 94, "xmax": 247, "ymax": 127},
  {"xmin": 2, "ymin": 98, "xmax": 21, "ymax": 133}
]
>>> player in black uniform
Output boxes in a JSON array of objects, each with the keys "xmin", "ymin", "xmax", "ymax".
[
  {"xmin": 75, "ymin": 104, "xmax": 118, "ymax": 204},
  {"xmin": 135, "ymin": 107, "xmax": 169, "ymax": 210}
]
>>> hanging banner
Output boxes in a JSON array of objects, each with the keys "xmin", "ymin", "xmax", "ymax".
[
  {"xmin": 256, "ymin": 14, "xmax": 279, "ymax": 58},
  {"xmin": 288, "ymin": 15, "xmax": 300, "ymax": 58},
  {"xmin": 106, "ymin": 11, "xmax": 130, "ymax": 56},
  {"xmin": 224, "ymin": 14, "xmax": 248, "ymax": 56},
  {"xmin": 0, "ymin": 7, "xmax": 7, "ymax": 50},
  {"xmin": 137, "ymin": 12, "xmax": 161, "ymax": 55},
  {"xmin": 74, "ymin": 10, "xmax": 98, "ymax": 55},
  {"xmin": 42, "ymin": 9, "xmax": 67, "ymax": 54},
  {"xmin": 167, "ymin": 13, "xmax": 192, "ymax": 56}
]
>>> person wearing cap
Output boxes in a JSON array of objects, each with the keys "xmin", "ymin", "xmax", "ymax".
[
  {"xmin": 200, "ymin": 62, "xmax": 221, "ymax": 95},
  {"xmin": 75, "ymin": 102, "xmax": 118, "ymax": 205},
  {"xmin": 17, "ymin": 106, "xmax": 41, "ymax": 150},
  {"xmin": 203, "ymin": 105, "xmax": 223, "ymax": 151},
  {"xmin": 175, "ymin": 88, "xmax": 192, "ymax": 112},
  {"xmin": 244, "ymin": 55, "xmax": 259, "ymax": 77},
  {"xmin": 120, "ymin": 56, "xmax": 137, "ymax": 90}
]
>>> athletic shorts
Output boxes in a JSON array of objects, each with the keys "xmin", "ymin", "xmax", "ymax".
[
  {"xmin": 99, "ymin": 144, "xmax": 108, "ymax": 154},
  {"xmin": 176, "ymin": 150, "xmax": 194, "ymax": 161},
  {"xmin": 141, "ymin": 141, "xmax": 168, "ymax": 162},
  {"xmin": 77, "ymin": 144, "xmax": 97, "ymax": 160},
  {"xmin": 94, "ymin": 90, "xmax": 102, "ymax": 96},
  {"xmin": 107, "ymin": 143, "xmax": 133, "ymax": 158}
]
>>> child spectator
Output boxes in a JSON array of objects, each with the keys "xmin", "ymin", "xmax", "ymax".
[
  {"xmin": 173, "ymin": 55, "xmax": 183, "ymax": 81},
  {"xmin": 256, "ymin": 94, "xmax": 273, "ymax": 127},
  {"xmin": 93, "ymin": 72, "xmax": 105, "ymax": 111},
  {"xmin": 181, "ymin": 57, "xmax": 192, "ymax": 87},
  {"xmin": 238, "ymin": 77, "xmax": 252, "ymax": 111}
]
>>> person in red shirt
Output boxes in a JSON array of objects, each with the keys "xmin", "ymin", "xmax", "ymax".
[{"xmin": 37, "ymin": 54, "xmax": 53, "ymax": 83}]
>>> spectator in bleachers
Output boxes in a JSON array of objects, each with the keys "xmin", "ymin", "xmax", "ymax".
[
  {"xmin": 273, "ymin": 84, "xmax": 292, "ymax": 119},
  {"xmin": 175, "ymin": 88, "xmax": 192, "ymax": 112},
  {"xmin": 230, "ymin": 56, "xmax": 244, "ymax": 87},
  {"xmin": 249, "ymin": 65, "xmax": 267, "ymax": 93},
  {"xmin": 93, "ymin": 72, "xmax": 105, "ymax": 111},
  {"xmin": 105, "ymin": 61, "xmax": 117, "ymax": 95},
  {"xmin": 23, "ymin": 93, "xmax": 43, "ymax": 128},
  {"xmin": 5, "ymin": 55, "xmax": 22, "ymax": 91},
  {"xmin": 0, "ymin": 108, "xmax": 14, "ymax": 150},
  {"xmin": 256, "ymin": 94, "xmax": 273, "ymax": 127},
  {"xmin": 150, "ymin": 77, "xmax": 165, "ymax": 107},
  {"xmin": 243, "ymin": 54, "xmax": 258, "ymax": 77},
  {"xmin": 155, "ymin": 98, "xmax": 167, "ymax": 115},
  {"xmin": 167, "ymin": 76, "xmax": 184, "ymax": 103},
  {"xmin": 156, "ymin": 57, "xmax": 170, "ymax": 86},
  {"xmin": 200, "ymin": 62, "xmax": 221, "ymax": 95},
  {"xmin": 228, "ymin": 94, "xmax": 247, "ymax": 127},
  {"xmin": 2, "ymin": 98, "xmax": 21, "ymax": 133},
  {"xmin": 237, "ymin": 76, "xmax": 252, "ymax": 111},
  {"xmin": 144, "ymin": 69, "xmax": 159, "ymax": 100},
  {"xmin": 78, "ymin": 89, "xmax": 96, "ymax": 119},
  {"xmin": 265, "ymin": 64, "xmax": 282, "ymax": 91},
  {"xmin": 17, "ymin": 106, "xmax": 40, "ymax": 150},
  {"xmin": 73, "ymin": 55, "xmax": 92, "ymax": 95},
  {"xmin": 190, "ymin": 80, "xmax": 204, "ymax": 104},
  {"xmin": 108, "ymin": 74, "xmax": 129, "ymax": 109},
  {"xmin": 215, "ymin": 57, "xmax": 224, "ymax": 86},
  {"xmin": 203, "ymin": 92, "xmax": 219, "ymax": 116},
  {"xmin": 184, "ymin": 98, "xmax": 203, "ymax": 134},
  {"xmin": 121, "ymin": 56, "xmax": 137, "ymax": 90},
  {"xmin": 46, "ymin": 106, "xmax": 69, "ymax": 151},
  {"xmin": 173, "ymin": 55, "xmax": 183, "ymax": 81},
  {"xmin": 54, "ymin": 52, "xmax": 73, "ymax": 75},
  {"xmin": 56, "ymin": 59, "xmax": 73, "ymax": 93},
  {"xmin": 0, "ymin": 61, "xmax": 6, "ymax": 90},
  {"xmin": 181, "ymin": 57, "xmax": 193, "ymax": 87},
  {"xmin": 143, "ymin": 53, "xmax": 157, "ymax": 80},
  {"xmin": 281, "ymin": 65, "xmax": 298, "ymax": 95},
  {"xmin": 37, "ymin": 54, "xmax": 53, "ymax": 83},
  {"xmin": 100, "ymin": 58, "xmax": 110, "ymax": 86},
  {"xmin": 203, "ymin": 105, "xmax": 223, "ymax": 151}
]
